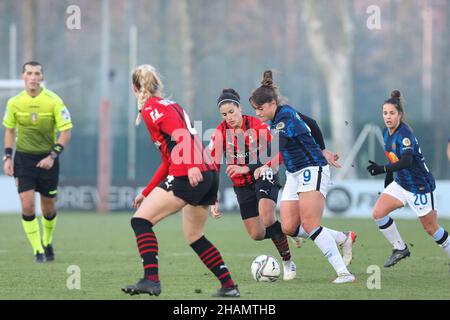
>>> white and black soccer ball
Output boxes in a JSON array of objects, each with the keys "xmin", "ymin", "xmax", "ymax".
[{"xmin": 251, "ymin": 255, "xmax": 281, "ymax": 282}]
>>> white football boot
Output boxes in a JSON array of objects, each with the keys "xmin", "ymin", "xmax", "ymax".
[
  {"xmin": 340, "ymin": 231, "xmax": 357, "ymax": 267},
  {"xmin": 282, "ymin": 260, "xmax": 297, "ymax": 281},
  {"xmin": 332, "ymin": 273, "xmax": 356, "ymax": 284}
]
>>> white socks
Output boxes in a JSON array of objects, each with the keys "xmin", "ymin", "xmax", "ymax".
[
  {"xmin": 322, "ymin": 227, "xmax": 347, "ymax": 245},
  {"xmin": 376, "ymin": 216, "xmax": 406, "ymax": 250},
  {"xmin": 310, "ymin": 226, "xmax": 349, "ymax": 275},
  {"xmin": 433, "ymin": 227, "xmax": 450, "ymax": 259},
  {"xmin": 297, "ymin": 225, "xmax": 347, "ymax": 245}
]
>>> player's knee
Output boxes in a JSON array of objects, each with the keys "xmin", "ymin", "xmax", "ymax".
[
  {"xmin": 299, "ymin": 221, "xmax": 319, "ymax": 235},
  {"xmin": 422, "ymin": 222, "xmax": 438, "ymax": 236},
  {"xmin": 41, "ymin": 201, "xmax": 55, "ymax": 213},
  {"xmin": 281, "ymin": 225, "xmax": 296, "ymax": 237},
  {"xmin": 372, "ymin": 208, "xmax": 385, "ymax": 220},
  {"xmin": 21, "ymin": 204, "xmax": 35, "ymax": 214},
  {"xmin": 248, "ymin": 229, "xmax": 265, "ymax": 241},
  {"xmin": 184, "ymin": 229, "xmax": 204, "ymax": 244}
]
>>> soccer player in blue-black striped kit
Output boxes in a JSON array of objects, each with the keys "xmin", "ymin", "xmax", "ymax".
[
  {"xmin": 367, "ymin": 90, "xmax": 450, "ymax": 269},
  {"xmin": 249, "ymin": 71, "xmax": 356, "ymax": 284}
]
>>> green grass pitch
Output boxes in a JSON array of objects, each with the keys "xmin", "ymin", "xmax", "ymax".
[{"xmin": 0, "ymin": 213, "xmax": 449, "ymax": 300}]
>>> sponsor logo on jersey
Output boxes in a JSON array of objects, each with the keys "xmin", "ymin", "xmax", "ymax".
[
  {"xmin": 385, "ymin": 151, "xmax": 399, "ymax": 164},
  {"xmin": 402, "ymin": 137, "xmax": 411, "ymax": 147},
  {"xmin": 229, "ymin": 150, "xmax": 252, "ymax": 159}
]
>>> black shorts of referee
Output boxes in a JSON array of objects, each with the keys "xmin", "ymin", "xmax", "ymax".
[{"xmin": 13, "ymin": 151, "xmax": 59, "ymax": 198}]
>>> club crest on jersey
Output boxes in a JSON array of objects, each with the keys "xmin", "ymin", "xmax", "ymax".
[
  {"xmin": 402, "ymin": 137, "xmax": 411, "ymax": 147},
  {"xmin": 276, "ymin": 122, "xmax": 285, "ymax": 130}
]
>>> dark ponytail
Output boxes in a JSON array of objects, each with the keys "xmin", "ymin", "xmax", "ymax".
[
  {"xmin": 250, "ymin": 70, "xmax": 287, "ymax": 107},
  {"xmin": 384, "ymin": 90, "xmax": 404, "ymax": 114},
  {"xmin": 383, "ymin": 89, "xmax": 410, "ymax": 127},
  {"xmin": 261, "ymin": 70, "xmax": 274, "ymax": 87}
]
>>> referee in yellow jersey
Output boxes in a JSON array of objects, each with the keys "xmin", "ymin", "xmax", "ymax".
[{"xmin": 2, "ymin": 61, "xmax": 72, "ymax": 263}]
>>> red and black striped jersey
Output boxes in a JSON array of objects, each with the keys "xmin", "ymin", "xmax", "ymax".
[
  {"xmin": 141, "ymin": 97, "xmax": 215, "ymax": 196},
  {"xmin": 209, "ymin": 115, "xmax": 275, "ymax": 187}
]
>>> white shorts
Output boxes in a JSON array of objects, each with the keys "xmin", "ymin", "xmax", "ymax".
[
  {"xmin": 383, "ymin": 181, "xmax": 435, "ymax": 217},
  {"xmin": 281, "ymin": 165, "xmax": 331, "ymax": 201}
]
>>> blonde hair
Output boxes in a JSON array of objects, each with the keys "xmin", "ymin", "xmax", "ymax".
[{"xmin": 132, "ymin": 64, "xmax": 164, "ymax": 125}]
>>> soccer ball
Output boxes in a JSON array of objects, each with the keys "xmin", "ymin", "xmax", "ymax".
[{"xmin": 251, "ymin": 255, "xmax": 281, "ymax": 282}]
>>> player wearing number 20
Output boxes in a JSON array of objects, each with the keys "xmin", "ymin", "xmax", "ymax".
[{"xmin": 367, "ymin": 90, "xmax": 450, "ymax": 269}]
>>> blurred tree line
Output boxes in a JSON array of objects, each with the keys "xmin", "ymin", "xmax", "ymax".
[{"xmin": 0, "ymin": 0, "xmax": 449, "ymax": 185}]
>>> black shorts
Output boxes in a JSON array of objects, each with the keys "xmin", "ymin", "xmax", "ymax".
[
  {"xmin": 159, "ymin": 170, "xmax": 218, "ymax": 206},
  {"xmin": 233, "ymin": 177, "xmax": 280, "ymax": 220},
  {"xmin": 13, "ymin": 151, "xmax": 59, "ymax": 198}
]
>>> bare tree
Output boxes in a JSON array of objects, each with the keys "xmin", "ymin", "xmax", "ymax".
[
  {"xmin": 178, "ymin": 0, "xmax": 194, "ymax": 116},
  {"xmin": 432, "ymin": 0, "xmax": 450, "ymax": 177},
  {"xmin": 421, "ymin": 0, "xmax": 433, "ymax": 122},
  {"xmin": 22, "ymin": 0, "xmax": 35, "ymax": 62},
  {"xmin": 302, "ymin": 0, "xmax": 355, "ymax": 176}
]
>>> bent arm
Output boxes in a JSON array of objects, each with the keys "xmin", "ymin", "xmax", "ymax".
[
  {"xmin": 301, "ymin": 114, "xmax": 326, "ymax": 150},
  {"xmin": 385, "ymin": 154, "xmax": 413, "ymax": 173}
]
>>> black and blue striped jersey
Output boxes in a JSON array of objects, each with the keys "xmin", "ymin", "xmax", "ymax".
[
  {"xmin": 383, "ymin": 122, "xmax": 435, "ymax": 194},
  {"xmin": 270, "ymin": 105, "xmax": 327, "ymax": 173}
]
